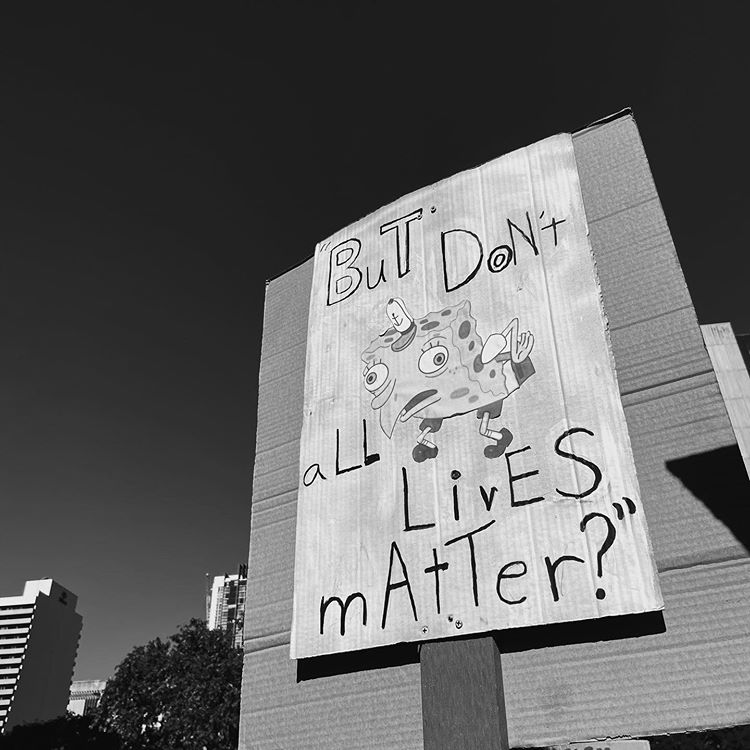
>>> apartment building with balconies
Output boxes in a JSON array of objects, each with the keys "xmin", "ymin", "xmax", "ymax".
[{"xmin": 0, "ymin": 579, "xmax": 81, "ymax": 733}]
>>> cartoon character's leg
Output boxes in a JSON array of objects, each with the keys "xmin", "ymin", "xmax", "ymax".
[
  {"xmin": 478, "ymin": 412, "xmax": 513, "ymax": 459},
  {"xmin": 412, "ymin": 418, "xmax": 441, "ymax": 463}
]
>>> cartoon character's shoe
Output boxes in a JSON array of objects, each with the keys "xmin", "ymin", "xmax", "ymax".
[
  {"xmin": 483, "ymin": 428, "xmax": 513, "ymax": 459},
  {"xmin": 412, "ymin": 443, "xmax": 438, "ymax": 463}
]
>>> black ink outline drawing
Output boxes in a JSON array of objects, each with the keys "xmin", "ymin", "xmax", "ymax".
[{"xmin": 361, "ymin": 298, "xmax": 535, "ymax": 463}]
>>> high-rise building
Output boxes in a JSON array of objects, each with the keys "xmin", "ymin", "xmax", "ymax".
[
  {"xmin": 68, "ymin": 679, "xmax": 107, "ymax": 716},
  {"xmin": 205, "ymin": 564, "xmax": 247, "ymax": 648},
  {"xmin": 0, "ymin": 579, "xmax": 82, "ymax": 733}
]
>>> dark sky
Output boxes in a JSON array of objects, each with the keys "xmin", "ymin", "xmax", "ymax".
[{"xmin": 1, "ymin": 4, "xmax": 747, "ymax": 680}]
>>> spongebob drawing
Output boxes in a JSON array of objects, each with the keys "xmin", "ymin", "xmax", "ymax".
[{"xmin": 361, "ymin": 298, "xmax": 535, "ymax": 462}]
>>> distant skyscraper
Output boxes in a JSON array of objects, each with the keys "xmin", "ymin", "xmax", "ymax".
[
  {"xmin": 0, "ymin": 579, "xmax": 82, "ymax": 733},
  {"xmin": 205, "ymin": 564, "xmax": 247, "ymax": 648},
  {"xmin": 68, "ymin": 679, "xmax": 107, "ymax": 716}
]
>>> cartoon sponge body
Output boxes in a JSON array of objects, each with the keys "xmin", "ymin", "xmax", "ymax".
[{"xmin": 361, "ymin": 298, "xmax": 535, "ymax": 462}]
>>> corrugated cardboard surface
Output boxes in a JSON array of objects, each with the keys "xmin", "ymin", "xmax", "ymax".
[
  {"xmin": 505, "ymin": 560, "xmax": 750, "ymax": 745},
  {"xmin": 242, "ymin": 259, "xmax": 424, "ymax": 750},
  {"xmin": 239, "ymin": 113, "xmax": 750, "ymax": 748},
  {"xmin": 701, "ymin": 322, "xmax": 750, "ymax": 475},
  {"xmin": 291, "ymin": 134, "xmax": 662, "ymax": 660}
]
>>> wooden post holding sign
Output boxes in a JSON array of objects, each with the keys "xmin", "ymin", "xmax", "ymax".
[
  {"xmin": 290, "ymin": 135, "xmax": 663, "ymax": 743},
  {"xmin": 421, "ymin": 636, "xmax": 508, "ymax": 749}
]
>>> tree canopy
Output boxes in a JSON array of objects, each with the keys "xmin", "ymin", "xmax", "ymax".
[{"xmin": 91, "ymin": 618, "xmax": 242, "ymax": 750}]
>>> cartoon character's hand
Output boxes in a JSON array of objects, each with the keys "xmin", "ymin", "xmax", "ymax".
[
  {"xmin": 496, "ymin": 318, "xmax": 534, "ymax": 363},
  {"xmin": 513, "ymin": 330, "xmax": 534, "ymax": 363}
]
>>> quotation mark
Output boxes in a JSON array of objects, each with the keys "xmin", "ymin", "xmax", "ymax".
[{"xmin": 612, "ymin": 496, "xmax": 636, "ymax": 520}]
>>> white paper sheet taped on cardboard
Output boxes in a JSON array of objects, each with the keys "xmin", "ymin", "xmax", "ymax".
[{"xmin": 290, "ymin": 133, "xmax": 663, "ymax": 659}]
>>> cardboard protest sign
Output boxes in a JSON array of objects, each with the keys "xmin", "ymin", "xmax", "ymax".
[{"xmin": 290, "ymin": 134, "xmax": 662, "ymax": 659}]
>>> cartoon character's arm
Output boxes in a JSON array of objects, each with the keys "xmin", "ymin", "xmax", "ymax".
[{"xmin": 481, "ymin": 318, "xmax": 534, "ymax": 364}]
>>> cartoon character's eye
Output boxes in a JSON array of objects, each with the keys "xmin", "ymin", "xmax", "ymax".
[
  {"xmin": 363, "ymin": 362, "xmax": 389, "ymax": 392},
  {"xmin": 418, "ymin": 345, "xmax": 449, "ymax": 374}
]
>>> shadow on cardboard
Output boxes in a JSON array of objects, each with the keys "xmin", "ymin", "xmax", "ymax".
[
  {"xmin": 666, "ymin": 444, "xmax": 750, "ymax": 553},
  {"xmin": 493, "ymin": 609, "xmax": 665, "ymax": 653},
  {"xmin": 297, "ymin": 641, "xmax": 420, "ymax": 681},
  {"xmin": 296, "ymin": 610, "xmax": 666, "ymax": 681}
]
